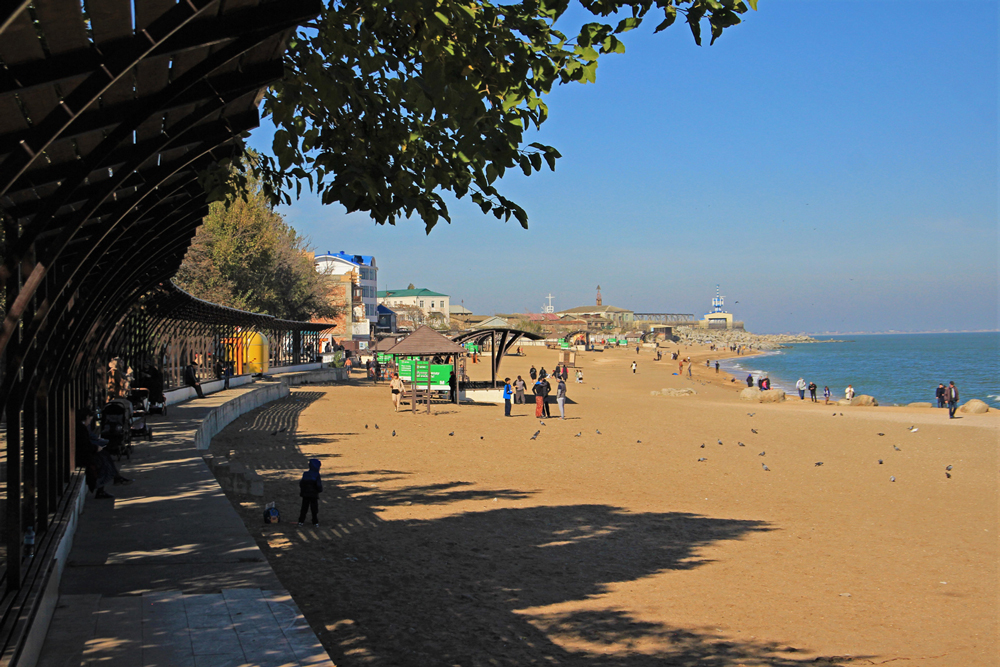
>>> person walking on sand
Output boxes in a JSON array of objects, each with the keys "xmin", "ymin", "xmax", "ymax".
[
  {"xmin": 389, "ymin": 372, "xmax": 404, "ymax": 412},
  {"xmin": 514, "ymin": 375, "xmax": 526, "ymax": 404},
  {"xmin": 935, "ymin": 383, "xmax": 946, "ymax": 408},
  {"xmin": 823, "ymin": 386, "xmax": 831, "ymax": 404},
  {"xmin": 576, "ymin": 368, "xmax": 583, "ymax": 384},
  {"xmin": 297, "ymin": 458, "xmax": 323, "ymax": 527},
  {"xmin": 557, "ymin": 376, "xmax": 567, "ymax": 419},
  {"xmin": 503, "ymin": 377, "xmax": 513, "ymax": 417},
  {"xmin": 529, "ymin": 365, "xmax": 537, "ymax": 381},
  {"xmin": 631, "ymin": 361, "xmax": 637, "ymax": 374},
  {"xmin": 541, "ymin": 375, "xmax": 552, "ymax": 418},
  {"xmin": 845, "ymin": 384, "xmax": 855, "ymax": 401},
  {"xmin": 796, "ymin": 378, "xmax": 806, "ymax": 400},
  {"xmin": 946, "ymin": 381, "xmax": 959, "ymax": 418},
  {"xmin": 687, "ymin": 362, "xmax": 693, "ymax": 379},
  {"xmin": 715, "ymin": 361, "xmax": 720, "ymax": 374},
  {"xmin": 533, "ymin": 378, "xmax": 545, "ymax": 418},
  {"xmin": 808, "ymin": 381, "xmax": 817, "ymax": 402}
]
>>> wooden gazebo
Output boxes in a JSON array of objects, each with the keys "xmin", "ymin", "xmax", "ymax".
[{"xmin": 385, "ymin": 326, "xmax": 467, "ymax": 411}]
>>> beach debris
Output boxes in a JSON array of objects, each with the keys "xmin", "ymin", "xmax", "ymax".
[
  {"xmin": 878, "ymin": 459, "xmax": 883, "ymax": 464},
  {"xmin": 833, "ymin": 413, "xmax": 837, "ymax": 416},
  {"xmin": 815, "ymin": 462, "xmax": 824, "ymax": 467},
  {"xmin": 839, "ymin": 593, "xmax": 851, "ymax": 597},
  {"xmin": 449, "ymin": 432, "xmax": 455, "ymax": 436},
  {"xmin": 751, "ymin": 428, "xmax": 758, "ymax": 434},
  {"xmin": 575, "ymin": 432, "xmax": 582, "ymax": 437},
  {"xmin": 893, "ymin": 445, "xmax": 901, "ymax": 451},
  {"xmin": 391, "ymin": 430, "xmax": 396, "ymax": 437},
  {"xmin": 909, "ymin": 427, "xmax": 919, "ymax": 433},
  {"xmin": 758, "ymin": 451, "xmax": 766, "ymax": 456},
  {"xmin": 840, "ymin": 413, "xmax": 844, "ymax": 416},
  {"xmin": 890, "ymin": 476, "xmax": 896, "ymax": 482},
  {"xmin": 946, "ymin": 465, "xmax": 953, "ymax": 471},
  {"xmin": 762, "ymin": 464, "xmax": 770, "ymax": 471},
  {"xmin": 877, "ymin": 433, "xmax": 885, "ymax": 436},
  {"xmin": 698, "ymin": 458, "xmax": 707, "ymax": 462},
  {"xmin": 946, "ymin": 472, "xmax": 951, "ymax": 479},
  {"xmin": 738, "ymin": 442, "xmax": 746, "ymax": 447}
]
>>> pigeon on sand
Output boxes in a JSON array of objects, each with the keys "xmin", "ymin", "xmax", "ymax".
[
  {"xmin": 449, "ymin": 432, "xmax": 455, "ymax": 436},
  {"xmin": 391, "ymin": 430, "xmax": 396, "ymax": 437},
  {"xmin": 893, "ymin": 445, "xmax": 901, "ymax": 451},
  {"xmin": 946, "ymin": 465, "xmax": 953, "ymax": 471},
  {"xmin": 375, "ymin": 424, "xmax": 379, "ymax": 429},
  {"xmin": 575, "ymin": 432, "xmax": 582, "ymax": 437},
  {"xmin": 698, "ymin": 458, "xmax": 707, "ymax": 462},
  {"xmin": 738, "ymin": 442, "xmax": 745, "ymax": 447},
  {"xmin": 815, "ymin": 462, "xmax": 824, "ymax": 467},
  {"xmin": 758, "ymin": 451, "xmax": 765, "ymax": 457},
  {"xmin": 762, "ymin": 464, "xmax": 770, "ymax": 471},
  {"xmin": 530, "ymin": 431, "xmax": 540, "ymax": 441},
  {"xmin": 751, "ymin": 428, "xmax": 758, "ymax": 434},
  {"xmin": 717, "ymin": 439, "xmax": 723, "ymax": 445}
]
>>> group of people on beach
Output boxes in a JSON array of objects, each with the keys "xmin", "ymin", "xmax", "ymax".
[
  {"xmin": 935, "ymin": 382, "xmax": 960, "ymax": 418},
  {"xmin": 502, "ymin": 364, "xmax": 575, "ymax": 420}
]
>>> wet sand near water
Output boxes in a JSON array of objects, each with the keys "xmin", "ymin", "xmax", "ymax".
[{"xmin": 210, "ymin": 344, "xmax": 998, "ymax": 666}]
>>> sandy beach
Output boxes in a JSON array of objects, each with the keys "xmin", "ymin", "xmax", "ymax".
[{"xmin": 210, "ymin": 344, "xmax": 999, "ymax": 666}]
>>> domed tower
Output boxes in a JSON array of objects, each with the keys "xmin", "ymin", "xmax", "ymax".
[{"xmin": 596, "ymin": 285, "xmax": 602, "ymax": 307}]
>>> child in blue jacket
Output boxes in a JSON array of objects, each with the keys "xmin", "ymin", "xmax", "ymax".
[{"xmin": 297, "ymin": 458, "xmax": 323, "ymax": 527}]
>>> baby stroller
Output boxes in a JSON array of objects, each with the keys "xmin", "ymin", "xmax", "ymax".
[
  {"xmin": 135, "ymin": 364, "xmax": 167, "ymax": 415},
  {"xmin": 101, "ymin": 398, "xmax": 135, "ymax": 460},
  {"xmin": 127, "ymin": 388, "xmax": 154, "ymax": 441}
]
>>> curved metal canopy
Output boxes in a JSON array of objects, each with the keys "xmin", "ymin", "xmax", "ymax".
[{"xmin": 0, "ymin": 0, "xmax": 320, "ymax": 602}]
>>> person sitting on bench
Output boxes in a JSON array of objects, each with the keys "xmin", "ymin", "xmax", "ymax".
[{"xmin": 184, "ymin": 359, "xmax": 205, "ymax": 398}]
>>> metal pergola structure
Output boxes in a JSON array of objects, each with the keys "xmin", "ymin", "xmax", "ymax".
[
  {"xmin": 451, "ymin": 328, "xmax": 544, "ymax": 387},
  {"xmin": 0, "ymin": 0, "xmax": 321, "ymax": 654}
]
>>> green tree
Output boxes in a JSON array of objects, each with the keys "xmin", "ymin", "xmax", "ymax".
[
  {"xmin": 231, "ymin": 0, "xmax": 753, "ymax": 232},
  {"xmin": 176, "ymin": 173, "xmax": 338, "ymax": 321}
]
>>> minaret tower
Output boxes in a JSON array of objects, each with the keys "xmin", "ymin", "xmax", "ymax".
[{"xmin": 596, "ymin": 285, "xmax": 602, "ymax": 306}]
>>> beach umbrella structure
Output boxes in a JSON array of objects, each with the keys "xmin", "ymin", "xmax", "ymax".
[{"xmin": 385, "ymin": 326, "xmax": 468, "ymax": 411}]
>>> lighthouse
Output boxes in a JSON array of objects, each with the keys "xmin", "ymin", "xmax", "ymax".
[{"xmin": 699, "ymin": 284, "xmax": 735, "ymax": 329}]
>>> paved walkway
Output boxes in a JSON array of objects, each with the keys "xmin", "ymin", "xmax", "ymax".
[{"xmin": 37, "ymin": 383, "xmax": 335, "ymax": 667}]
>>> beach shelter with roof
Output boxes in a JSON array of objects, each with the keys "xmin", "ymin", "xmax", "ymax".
[{"xmin": 385, "ymin": 326, "xmax": 467, "ymax": 410}]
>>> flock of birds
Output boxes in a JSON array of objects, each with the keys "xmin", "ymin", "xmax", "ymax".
[
  {"xmin": 360, "ymin": 410, "xmax": 950, "ymax": 484},
  {"xmin": 512, "ymin": 412, "xmax": 951, "ymax": 483}
]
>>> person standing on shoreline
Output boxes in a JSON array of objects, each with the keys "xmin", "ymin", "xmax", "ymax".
[
  {"xmin": 845, "ymin": 385, "xmax": 855, "ymax": 401},
  {"xmin": 715, "ymin": 361, "xmax": 720, "ymax": 374},
  {"xmin": 746, "ymin": 374, "xmax": 754, "ymax": 387},
  {"xmin": 935, "ymin": 383, "xmax": 946, "ymax": 408},
  {"xmin": 823, "ymin": 386, "xmax": 831, "ymax": 404},
  {"xmin": 796, "ymin": 378, "xmax": 806, "ymax": 400},
  {"xmin": 808, "ymin": 381, "xmax": 817, "ymax": 402},
  {"xmin": 946, "ymin": 381, "xmax": 959, "ymax": 418}
]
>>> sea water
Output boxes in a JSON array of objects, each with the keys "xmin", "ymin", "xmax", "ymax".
[{"xmin": 719, "ymin": 332, "xmax": 1000, "ymax": 407}]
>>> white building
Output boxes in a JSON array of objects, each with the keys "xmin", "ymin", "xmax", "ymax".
[
  {"xmin": 378, "ymin": 288, "xmax": 450, "ymax": 327},
  {"xmin": 314, "ymin": 251, "xmax": 378, "ymax": 323}
]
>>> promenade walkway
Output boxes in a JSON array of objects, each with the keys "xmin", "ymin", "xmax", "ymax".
[{"xmin": 36, "ymin": 382, "xmax": 335, "ymax": 667}]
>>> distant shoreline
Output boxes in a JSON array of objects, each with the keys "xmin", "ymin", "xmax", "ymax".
[{"xmin": 763, "ymin": 329, "xmax": 1000, "ymax": 337}]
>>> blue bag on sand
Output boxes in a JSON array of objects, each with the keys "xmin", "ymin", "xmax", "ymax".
[{"xmin": 263, "ymin": 501, "xmax": 280, "ymax": 524}]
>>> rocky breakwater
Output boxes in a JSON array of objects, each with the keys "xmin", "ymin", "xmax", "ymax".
[{"xmin": 672, "ymin": 326, "xmax": 823, "ymax": 351}]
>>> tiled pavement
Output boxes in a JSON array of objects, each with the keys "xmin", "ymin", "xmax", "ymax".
[
  {"xmin": 36, "ymin": 383, "xmax": 335, "ymax": 667},
  {"xmin": 42, "ymin": 589, "xmax": 329, "ymax": 667}
]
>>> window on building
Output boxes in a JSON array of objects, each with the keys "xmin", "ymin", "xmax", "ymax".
[{"xmin": 419, "ymin": 300, "xmax": 424, "ymax": 307}]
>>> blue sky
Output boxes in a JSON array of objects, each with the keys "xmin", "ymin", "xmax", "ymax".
[{"xmin": 246, "ymin": 0, "xmax": 998, "ymax": 334}]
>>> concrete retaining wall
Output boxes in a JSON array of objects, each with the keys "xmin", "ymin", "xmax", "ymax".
[
  {"xmin": 192, "ymin": 382, "xmax": 289, "ymax": 450},
  {"xmin": 165, "ymin": 374, "xmax": 254, "ymax": 406}
]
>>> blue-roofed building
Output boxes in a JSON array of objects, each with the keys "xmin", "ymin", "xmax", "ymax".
[{"xmin": 314, "ymin": 251, "xmax": 378, "ymax": 339}]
